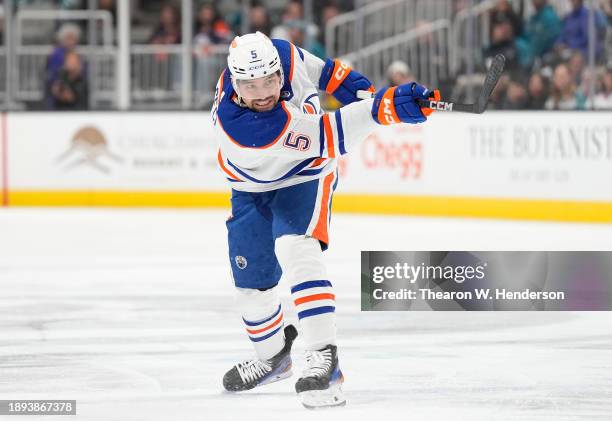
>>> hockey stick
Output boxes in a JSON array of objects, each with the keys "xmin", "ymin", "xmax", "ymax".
[{"xmin": 356, "ymin": 54, "xmax": 506, "ymax": 114}]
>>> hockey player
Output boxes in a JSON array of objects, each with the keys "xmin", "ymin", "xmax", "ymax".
[{"xmin": 213, "ymin": 32, "xmax": 434, "ymax": 409}]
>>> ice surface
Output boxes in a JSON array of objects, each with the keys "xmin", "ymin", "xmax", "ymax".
[{"xmin": 1, "ymin": 208, "xmax": 611, "ymax": 421}]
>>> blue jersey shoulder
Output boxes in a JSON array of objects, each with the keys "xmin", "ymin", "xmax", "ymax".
[
  {"xmin": 217, "ymin": 101, "xmax": 291, "ymax": 149},
  {"xmin": 271, "ymin": 39, "xmax": 295, "ymax": 101}
]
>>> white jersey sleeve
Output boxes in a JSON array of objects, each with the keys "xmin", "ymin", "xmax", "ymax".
[
  {"xmin": 283, "ymin": 99, "xmax": 377, "ymax": 159},
  {"xmin": 297, "ymin": 47, "xmax": 326, "ymax": 88}
]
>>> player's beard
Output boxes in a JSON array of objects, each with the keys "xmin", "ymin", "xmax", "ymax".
[{"xmin": 250, "ymin": 96, "xmax": 277, "ymax": 112}]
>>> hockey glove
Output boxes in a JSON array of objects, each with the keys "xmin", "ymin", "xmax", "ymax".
[
  {"xmin": 319, "ymin": 59, "xmax": 374, "ymax": 105},
  {"xmin": 371, "ymin": 82, "xmax": 431, "ymax": 125},
  {"xmin": 421, "ymin": 89, "xmax": 441, "ymax": 116}
]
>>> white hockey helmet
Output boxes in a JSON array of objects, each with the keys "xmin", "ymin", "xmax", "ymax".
[{"xmin": 227, "ymin": 32, "xmax": 283, "ymax": 98}]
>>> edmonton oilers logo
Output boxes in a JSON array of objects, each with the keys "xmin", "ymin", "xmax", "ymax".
[{"xmin": 235, "ymin": 256, "xmax": 248, "ymax": 270}]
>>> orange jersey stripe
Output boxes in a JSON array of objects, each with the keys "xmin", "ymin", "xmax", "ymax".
[
  {"xmin": 303, "ymin": 103, "xmax": 316, "ymax": 114},
  {"xmin": 325, "ymin": 60, "xmax": 351, "ymax": 94},
  {"xmin": 377, "ymin": 86, "xmax": 400, "ymax": 125},
  {"xmin": 217, "ymin": 150, "xmax": 241, "ymax": 181},
  {"xmin": 309, "ymin": 158, "xmax": 327, "ymax": 167},
  {"xmin": 245, "ymin": 313, "xmax": 283, "ymax": 335},
  {"xmin": 312, "ymin": 171, "xmax": 335, "ymax": 245},
  {"xmin": 289, "ymin": 44, "xmax": 295, "ymax": 82},
  {"xmin": 322, "ymin": 114, "xmax": 335, "ymax": 158},
  {"xmin": 294, "ymin": 293, "xmax": 336, "ymax": 306}
]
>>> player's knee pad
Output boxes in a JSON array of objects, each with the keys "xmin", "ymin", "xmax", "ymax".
[
  {"xmin": 235, "ymin": 286, "xmax": 281, "ymax": 322},
  {"xmin": 274, "ymin": 235, "xmax": 327, "ymax": 284}
]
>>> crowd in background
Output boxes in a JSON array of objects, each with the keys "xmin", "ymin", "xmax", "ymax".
[
  {"xmin": 30, "ymin": 0, "xmax": 612, "ymax": 110},
  {"xmin": 479, "ymin": 0, "xmax": 612, "ymax": 110},
  {"xmin": 147, "ymin": 0, "xmax": 341, "ymax": 59},
  {"xmin": 40, "ymin": 0, "xmax": 347, "ymax": 109}
]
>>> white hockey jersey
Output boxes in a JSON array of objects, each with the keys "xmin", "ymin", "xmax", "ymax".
[{"xmin": 212, "ymin": 39, "xmax": 378, "ymax": 192}]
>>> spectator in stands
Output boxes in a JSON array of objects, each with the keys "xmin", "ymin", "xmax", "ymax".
[
  {"xmin": 45, "ymin": 23, "xmax": 82, "ymax": 109},
  {"xmin": 578, "ymin": 65, "xmax": 597, "ymax": 100},
  {"xmin": 194, "ymin": 3, "xmax": 232, "ymax": 46},
  {"xmin": 500, "ymin": 79, "xmax": 528, "ymax": 109},
  {"xmin": 490, "ymin": 0, "xmax": 523, "ymax": 38},
  {"xmin": 593, "ymin": 67, "xmax": 612, "ymax": 109},
  {"xmin": 320, "ymin": 2, "xmax": 340, "ymax": 46},
  {"xmin": 488, "ymin": 73, "xmax": 510, "ymax": 109},
  {"xmin": 248, "ymin": 3, "xmax": 272, "ymax": 36},
  {"xmin": 525, "ymin": 72, "xmax": 549, "ymax": 109},
  {"xmin": 271, "ymin": 1, "xmax": 325, "ymax": 58},
  {"xmin": 272, "ymin": 0, "xmax": 305, "ymax": 39},
  {"xmin": 556, "ymin": 0, "xmax": 607, "ymax": 60},
  {"xmin": 272, "ymin": 0, "xmax": 305, "ymax": 40},
  {"xmin": 149, "ymin": 3, "xmax": 181, "ymax": 44},
  {"xmin": 147, "ymin": 3, "xmax": 181, "ymax": 91},
  {"xmin": 520, "ymin": 0, "xmax": 561, "ymax": 60},
  {"xmin": 321, "ymin": 1, "xmax": 341, "ymax": 21},
  {"xmin": 48, "ymin": 51, "xmax": 88, "ymax": 110},
  {"xmin": 567, "ymin": 49, "xmax": 586, "ymax": 85},
  {"xmin": 386, "ymin": 61, "xmax": 414, "ymax": 87},
  {"xmin": 194, "ymin": 3, "xmax": 232, "ymax": 98},
  {"xmin": 484, "ymin": 21, "xmax": 524, "ymax": 77},
  {"xmin": 603, "ymin": 0, "xmax": 612, "ymax": 25},
  {"xmin": 285, "ymin": 20, "xmax": 326, "ymax": 59},
  {"xmin": 545, "ymin": 62, "xmax": 586, "ymax": 110}
]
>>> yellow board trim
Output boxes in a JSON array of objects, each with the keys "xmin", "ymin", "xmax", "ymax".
[
  {"xmin": 9, "ymin": 190, "xmax": 231, "ymax": 208},
  {"xmin": 7, "ymin": 190, "xmax": 612, "ymax": 223},
  {"xmin": 334, "ymin": 195, "xmax": 612, "ymax": 223}
]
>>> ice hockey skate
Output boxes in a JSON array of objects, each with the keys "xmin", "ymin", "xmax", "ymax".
[
  {"xmin": 295, "ymin": 345, "xmax": 346, "ymax": 409},
  {"xmin": 223, "ymin": 324, "xmax": 297, "ymax": 392}
]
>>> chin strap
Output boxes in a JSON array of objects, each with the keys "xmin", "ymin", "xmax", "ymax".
[{"xmin": 232, "ymin": 94, "xmax": 247, "ymax": 107}]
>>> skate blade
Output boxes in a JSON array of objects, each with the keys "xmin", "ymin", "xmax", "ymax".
[{"xmin": 299, "ymin": 384, "xmax": 346, "ymax": 409}]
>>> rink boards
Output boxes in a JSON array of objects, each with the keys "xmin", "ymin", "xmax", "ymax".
[{"xmin": 0, "ymin": 111, "xmax": 611, "ymax": 222}]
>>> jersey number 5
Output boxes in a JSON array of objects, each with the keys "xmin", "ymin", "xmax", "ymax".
[{"xmin": 283, "ymin": 132, "xmax": 311, "ymax": 152}]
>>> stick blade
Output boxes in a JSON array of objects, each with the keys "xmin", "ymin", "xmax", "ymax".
[{"xmin": 476, "ymin": 54, "xmax": 506, "ymax": 113}]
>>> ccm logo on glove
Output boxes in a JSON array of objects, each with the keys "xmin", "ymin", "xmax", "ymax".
[
  {"xmin": 334, "ymin": 62, "xmax": 350, "ymax": 81},
  {"xmin": 372, "ymin": 83, "xmax": 429, "ymax": 125},
  {"xmin": 377, "ymin": 87, "xmax": 400, "ymax": 125},
  {"xmin": 382, "ymin": 99, "xmax": 396, "ymax": 124}
]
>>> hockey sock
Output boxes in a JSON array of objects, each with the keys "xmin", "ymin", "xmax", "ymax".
[
  {"xmin": 236, "ymin": 287, "xmax": 285, "ymax": 360},
  {"xmin": 275, "ymin": 235, "xmax": 337, "ymax": 350}
]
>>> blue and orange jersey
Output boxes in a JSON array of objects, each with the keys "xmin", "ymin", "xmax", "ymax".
[{"xmin": 212, "ymin": 39, "xmax": 379, "ymax": 192}]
